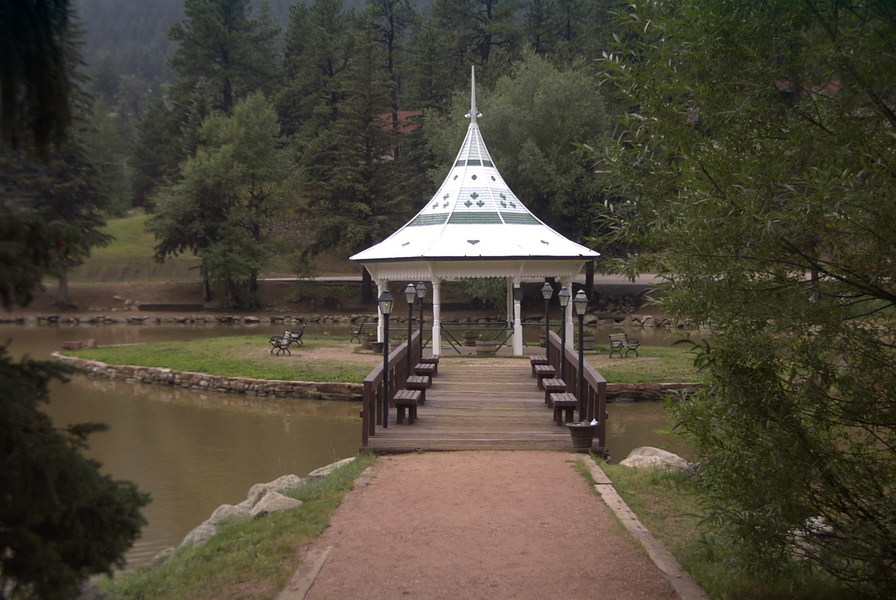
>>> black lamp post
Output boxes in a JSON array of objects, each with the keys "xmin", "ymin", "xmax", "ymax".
[
  {"xmin": 404, "ymin": 284, "xmax": 416, "ymax": 377},
  {"xmin": 573, "ymin": 290, "xmax": 588, "ymax": 422},
  {"xmin": 378, "ymin": 290, "xmax": 394, "ymax": 428},
  {"xmin": 415, "ymin": 282, "xmax": 426, "ymax": 361},
  {"xmin": 558, "ymin": 287, "xmax": 570, "ymax": 380},
  {"xmin": 541, "ymin": 281, "xmax": 553, "ymax": 349}
]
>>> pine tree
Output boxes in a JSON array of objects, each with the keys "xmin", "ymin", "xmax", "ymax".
[{"xmin": 167, "ymin": 0, "xmax": 280, "ymax": 115}]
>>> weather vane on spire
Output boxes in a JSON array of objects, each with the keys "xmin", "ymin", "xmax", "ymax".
[{"xmin": 464, "ymin": 66, "xmax": 482, "ymax": 123}]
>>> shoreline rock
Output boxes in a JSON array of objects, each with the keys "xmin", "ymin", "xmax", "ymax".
[{"xmin": 161, "ymin": 457, "xmax": 356, "ymax": 562}]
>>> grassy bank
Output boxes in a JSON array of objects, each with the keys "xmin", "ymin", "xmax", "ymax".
[
  {"xmin": 600, "ymin": 463, "xmax": 854, "ymax": 599},
  {"xmin": 65, "ymin": 337, "xmax": 700, "ymax": 385},
  {"xmin": 588, "ymin": 343, "xmax": 700, "ymax": 383},
  {"xmin": 65, "ymin": 336, "xmax": 381, "ymax": 383},
  {"xmin": 101, "ymin": 454, "xmax": 376, "ymax": 600}
]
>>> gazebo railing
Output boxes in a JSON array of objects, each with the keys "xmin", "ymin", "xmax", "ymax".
[
  {"xmin": 361, "ymin": 331, "xmax": 422, "ymax": 446},
  {"xmin": 545, "ymin": 330, "xmax": 608, "ymax": 452}
]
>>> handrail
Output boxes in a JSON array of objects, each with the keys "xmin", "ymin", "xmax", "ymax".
[
  {"xmin": 546, "ymin": 330, "xmax": 608, "ymax": 452},
  {"xmin": 361, "ymin": 330, "xmax": 421, "ymax": 445}
]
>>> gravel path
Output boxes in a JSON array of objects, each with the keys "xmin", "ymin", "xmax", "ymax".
[{"xmin": 291, "ymin": 451, "xmax": 678, "ymax": 600}]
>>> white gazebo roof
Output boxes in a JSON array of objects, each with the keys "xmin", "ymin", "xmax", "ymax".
[{"xmin": 351, "ymin": 67, "xmax": 598, "ymax": 283}]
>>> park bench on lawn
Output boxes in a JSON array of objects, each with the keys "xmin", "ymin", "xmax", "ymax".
[
  {"xmin": 608, "ymin": 332, "xmax": 640, "ymax": 358},
  {"xmin": 269, "ymin": 324, "xmax": 305, "ymax": 356},
  {"xmin": 350, "ymin": 318, "xmax": 377, "ymax": 343}
]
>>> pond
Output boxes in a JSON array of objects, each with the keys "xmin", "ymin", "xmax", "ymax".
[{"xmin": 2, "ymin": 318, "xmax": 693, "ymax": 568}]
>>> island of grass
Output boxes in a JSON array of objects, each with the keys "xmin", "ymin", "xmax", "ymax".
[{"xmin": 62, "ymin": 335, "xmax": 702, "ymax": 386}]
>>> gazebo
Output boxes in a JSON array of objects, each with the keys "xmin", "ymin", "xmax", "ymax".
[{"xmin": 351, "ymin": 67, "xmax": 598, "ymax": 356}]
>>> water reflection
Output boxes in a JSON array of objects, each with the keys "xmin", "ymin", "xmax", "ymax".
[
  {"xmin": 47, "ymin": 375, "xmax": 359, "ymax": 566},
  {"xmin": 606, "ymin": 401, "xmax": 695, "ymax": 463}
]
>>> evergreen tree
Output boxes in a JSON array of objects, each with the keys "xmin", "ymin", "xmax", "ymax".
[
  {"xmin": 0, "ymin": 3, "xmax": 149, "ymax": 597},
  {"xmin": 367, "ymin": 0, "xmax": 419, "ymax": 141},
  {"xmin": 298, "ymin": 28, "xmax": 413, "ymax": 301},
  {"xmin": 430, "ymin": 0, "xmax": 522, "ymax": 84},
  {"xmin": 405, "ymin": 19, "xmax": 457, "ymax": 110},
  {"xmin": 167, "ymin": 0, "xmax": 280, "ymax": 115},
  {"xmin": 0, "ymin": 349, "xmax": 149, "ymax": 600},
  {"xmin": 278, "ymin": 0, "xmax": 359, "ymax": 141},
  {"xmin": 0, "ymin": 0, "xmax": 73, "ymax": 153}
]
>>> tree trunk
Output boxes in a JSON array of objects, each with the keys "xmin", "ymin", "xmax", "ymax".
[
  {"xmin": 54, "ymin": 272, "xmax": 77, "ymax": 309},
  {"xmin": 584, "ymin": 260, "xmax": 595, "ymax": 301},
  {"xmin": 202, "ymin": 263, "xmax": 212, "ymax": 302}
]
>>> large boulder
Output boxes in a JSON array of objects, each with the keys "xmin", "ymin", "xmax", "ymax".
[
  {"xmin": 240, "ymin": 474, "xmax": 305, "ymax": 509},
  {"xmin": 308, "ymin": 457, "xmax": 355, "ymax": 479},
  {"xmin": 619, "ymin": 446, "xmax": 691, "ymax": 472},
  {"xmin": 209, "ymin": 503, "xmax": 251, "ymax": 524},
  {"xmin": 179, "ymin": 520, "xmax": 218, "ymax": 548},
  {"xmin": 250, "ymin": 491, "xmax": 303, "ymax": 519}
]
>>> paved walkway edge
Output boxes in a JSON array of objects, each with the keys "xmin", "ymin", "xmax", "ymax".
[
  {"xmin": 581, "ymin": 455, "xmax": 711, "ymax": 600},
  {"xmin": 276, "ymin": 462, "xmax": 384, "ymax": 600}
]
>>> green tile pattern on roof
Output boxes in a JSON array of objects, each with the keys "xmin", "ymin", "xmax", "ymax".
[
  {"xmin": 448, "ymin": 212, "xmax": 503, "ymax": 224},
  {"xmin": 501, "ymin": 212, "xmax": 540, "ymax": 224},
  {"xmin": 408, "ymin": 213, "xmax": 450, "ymax": 226}
]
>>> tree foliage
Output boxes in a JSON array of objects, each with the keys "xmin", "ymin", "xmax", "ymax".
[
  {"xmin": 600, "ymin": 1, "xmax": 896, "ymax": 595},
  {"xmin": 0, "ymin": 0, "xmax": 73, "ymax": 153},
  {"xmin": 168, "ymin": 0, "xmax": 280, "ymax": 115},
  {"xmin": 0, "ymin": 350, "xmax": 149, "ymax": 600},
  {"xmin": 1, "ymin": 4, "xmax": 148, "ymax": 598},
  {"xmin": 481, "ymin": 50, "xmax": 606, "ymax": 240},
  {"xmin": 149, "ymin": 92, "xmax": 288, "ymax": 308}
]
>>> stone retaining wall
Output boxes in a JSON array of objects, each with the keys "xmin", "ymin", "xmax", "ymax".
[
  {"xmin": 606, "ymin": 381, "xmax": 700, "ymax": 402},
  {"xmin": 51, "ymin": 353, "xmax": 362, "ymax": 401}
]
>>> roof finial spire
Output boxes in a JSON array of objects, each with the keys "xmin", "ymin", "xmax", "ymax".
[{"xmin": 466, "ymin": 66, "xmax": 481, "ymax": 124}]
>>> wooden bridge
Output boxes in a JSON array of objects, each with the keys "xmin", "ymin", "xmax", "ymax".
[{"xmin": 361, "ymin": 331, "xmax": 608, "ymax": 454}]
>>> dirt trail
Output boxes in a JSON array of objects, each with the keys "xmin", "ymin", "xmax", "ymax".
[{"xmin": 285, "ymin": 451, "xmax": 678, "ymax": 600}]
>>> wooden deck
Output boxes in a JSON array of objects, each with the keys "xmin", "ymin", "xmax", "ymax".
[{"xmin": 363, "ymin": 359, "xmax": 577, "ymax": 453}]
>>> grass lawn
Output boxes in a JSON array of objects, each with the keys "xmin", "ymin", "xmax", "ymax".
[
  {"xmin": 65, "ymin": 336, "xmax": 701, "ymax": 385},
  {"xmin": 588, "ymin": 343, "xmax": 701, "ymax": 383},
  {"xmin": 65, "ymin": 335, "xmax": 381, "ymax": 383},
  {"xmin": 600, "ymin": 463, "xmax": 855, "ymax": 600}
]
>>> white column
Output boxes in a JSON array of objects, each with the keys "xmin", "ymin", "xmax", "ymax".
[
  {"xmin": 562, "ymin": 278, "xmax": 574, "ymax": 351},
  {"xmin": 512, "ymin": 283, "xmax": 523, "ymax": 356},
  {"xmin": 376, "ymin": 280, "xmax": 387, "ymax": 342},
  {"xmin": 431, "ymin": 279, "xmax": 442, "ymax": 356},
  {"xmin": 505, "ymin": 277, "xmax": 513, "ymax": 327}
]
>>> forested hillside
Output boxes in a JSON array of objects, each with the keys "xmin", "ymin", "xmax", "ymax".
[{"xmin": 70, "ymin": 0, "xmax": 622, "ymax": 309}]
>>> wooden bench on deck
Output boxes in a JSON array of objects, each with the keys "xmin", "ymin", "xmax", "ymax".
[
  {"xmin": 550, "ymin": 392, "xmax": 578, "ymax": 426},
  {"xmin": 414, "ymin": 362, "xmax": 437, "ymax": 379},
  {"xmin": 405, "ymin": 376, "xmax": 430, "ymax": 404},
  {"xmin": 533, "ymin": 364, "xmax": 556, "ymax": 389},
  {"xmin": 393, "ymin": 389, "xmax": 422, "ymax": 424},
  {"xmin": 419, "ymin": 354, "xmax": 439, "ymax": 375},
  {"xmin": 542, "ymin": 378, "xmax": 567, "ymax": 406},
  {"xmin": 530, "ymin": 354, "xmax": 549, "ymax": 376}
]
